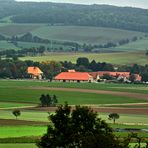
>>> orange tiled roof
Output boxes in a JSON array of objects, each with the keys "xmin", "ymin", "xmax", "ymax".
[
  {"xmin": 54, "ymin": 72, "xmax": 92, "ymax": 81},
  {"xmin": 134, "ymin": 74, "xmax": 142, "ymax": 81},
  {"xmin": 98, "ymin": 71, "xmax": 130, "ymax": 77},
  {"xmin": 27, "ymin": 67, "xmax": 43, "ymax": 76},
  {"xmin": 89, "ymin": 71, "xmax": 130, "ymax": 79}
]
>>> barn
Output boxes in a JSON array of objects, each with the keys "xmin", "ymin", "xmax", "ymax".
[{"xmin": 54, "ymin": 72, "xmax": 93, "ymax": 82}]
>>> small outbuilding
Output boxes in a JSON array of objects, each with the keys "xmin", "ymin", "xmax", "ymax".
[{"xmin": 27, "ymin": 67, "xmax": 43, "ymax": 79}]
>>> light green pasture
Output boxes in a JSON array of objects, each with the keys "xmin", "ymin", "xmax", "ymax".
[{"xmin": 20, "ymin": 51, "xmax": 148, "ymax": 65}]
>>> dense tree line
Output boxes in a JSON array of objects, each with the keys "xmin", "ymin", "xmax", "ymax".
[
  {"xmin": 1, "ymin": 1, "xmax": 148, "ymax": 33},
  {"xmin": 0, "ymin": 58, "xmax": 147, "ymax": 82},
  {"xmin": 0, "ymin": 59, "xmax": 61, "ymax": 79},
  {"xmin": 0, "ymin": 47, "xmax": 46, "ymax": 57},
  {"xmin": 0, "ymin": 34, "xmax": 141, "ymax": 54}
]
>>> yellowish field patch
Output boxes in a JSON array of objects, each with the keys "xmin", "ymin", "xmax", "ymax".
[{"xmin": 20, "ymin": 51, "xmax": 147, "ymax": 65}]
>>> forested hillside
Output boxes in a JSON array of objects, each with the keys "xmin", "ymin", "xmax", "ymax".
[{"xmin": 0, "ymin": 0, "xmax": 148, "ymax": 32}]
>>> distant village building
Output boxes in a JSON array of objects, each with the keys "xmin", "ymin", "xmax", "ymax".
[
  {"xmin": 27, "ymin": 67, "xmax": 43, "ymax": 79},
  {"xmin": 54, "ymin": 70, "xmax": 142, "ymax": 83},
  {"xmin": 134, "ymin": 74, "xmax": 142, "ymax": 81},
  {"xmin": 89, "ymin": 71, "xmax": 130, "ymax": 81},
  {"xmin": 54, "ymin": 71, "xmax": 93, "ymax": 82}
]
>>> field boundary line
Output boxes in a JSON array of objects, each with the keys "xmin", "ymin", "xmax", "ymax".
[
  {"xmin": 27, "ymin": 86, "xmax": 148, "ymax": 100},
  {"xmin": 0, "ymin": 105, "xmax": 37, "ymax": 110}
]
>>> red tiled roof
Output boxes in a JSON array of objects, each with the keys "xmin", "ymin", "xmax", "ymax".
[
  {"xmin": 89, "ymin": 72, "xmax": 99, "ymax": 79},
  {"xmin": 89, "ymin": 71, "xmax": 130, "ymax": 79},
  {"xmin": 134, "ymin": 74, "xmax": 142, "ymax": 81},
  {"xmin": 54, "ymin": 72, "xmax": 92, "ymax": 81},
  {"xmin": 27, "ymin": 67, "xmax": 43, "ymax": 76}
]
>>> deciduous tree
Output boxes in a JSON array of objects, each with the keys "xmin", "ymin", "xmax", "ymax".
[
  {"xmin": 108, "ymin": 113, "xmax": 120, "ymax": 124},
  {"xmin": 12, "ymin": 109, "xmax": 21, "ymax": 120},
  {"xmin": 37, "ymin": 103, "xmax": 126, "ymax": 148}
]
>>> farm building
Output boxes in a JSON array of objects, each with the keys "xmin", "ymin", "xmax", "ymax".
[
  {"xmin": 89, "ymin": 71, "xmax": 130, "ymax": 81},
  {"xmin": 89, "ymin": 71, "xmax": 142, "ymax": 82},
  {"xmin": 27, "ymin": 67, "xmax": 43, "ymax": 79},
  {"xmin": 54, "ymin": 71, "xmax": 93, "ymax": 82},
  {"xmin": 134, "ymin": 74, "xmax": 142, "ymax": 81},
  {"xmin": 54, "ymin": 71, "xmax": 142, "ymax": 83}
]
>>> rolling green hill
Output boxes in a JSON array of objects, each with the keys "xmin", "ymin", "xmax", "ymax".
[
  {"xmin": 0, "ymin": 41, "xmax": 20, "ymax": 50},
  {"xmin": 1, "ymin": 1, "xmax": 148, "ymax": 33},
  {"xmin": 32, "ymin": 26, "xmax": 145, "ymax": 45},
  {"xmin": 0, "ymin": 24, "xmax": 144, "ymax": 44},
  {"xmin": 115, "ymin": 38, "xmax": 148, "ymax": 51},
  {"xmin": 0, "ymin": 23, "xmax": 42, "ymax": 36},
  {"xmin": 20, "ymin": 51, "xmax": 148, "ymax": 65}
]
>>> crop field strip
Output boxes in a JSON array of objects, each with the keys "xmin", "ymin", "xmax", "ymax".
[
  {"xmin": 20, "ymin": 51, "xmax": 148, "ymax": 65},
  {"xmin": 0, "ymin": 144, "xmax": 37, "ymax": 148},
  {"xmin": 0, "ymin": 24, "xmax": 144, "ymax": 42},
  {"xmin": 31, "ymin": 26, "xmax": 145, "ymax": 44},
  {"xmin": 0, "ymin": 80, "xmax": 148, "ymax": 107},
  {"xmin": 0, "ymin": 23, "xmax": 43, "ymax": 36},
  {"xmin": 0, "ymin": 80, "xmax": 148, "ymax": 141},
  {"xmin": 0, "ymin": 86, "xmax": 148, "ymax": 105},
  {"xmin": 0, "ymin": 102, "xmax": 36, "ymax": 109},
  {"xmin": 0, "ymin": 111, "xmax": 147, "ymax": 138}
]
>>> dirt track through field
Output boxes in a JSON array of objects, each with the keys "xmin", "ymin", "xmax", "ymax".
[
  {"xmin": 29, "ymin": 106, "xmax": 148, "ymax": 115},
  {"xmin": 28, "ymin": 87, "xmax": 148, "ymax": 100},
  {"xmin": 0, "ymin": 119, "xmax": 48, "ymax": 126}
]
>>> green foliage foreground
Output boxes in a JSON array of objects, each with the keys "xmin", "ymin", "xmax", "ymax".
[{"xmin": 37, "ymin": 103, "xmax": 131, "ymax": 148}]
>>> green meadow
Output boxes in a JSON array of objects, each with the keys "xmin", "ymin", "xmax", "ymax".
[
  {"xmin": 20, "ymin": 51, "xmax": 148, "ymax": 65},
  {"xmin": 1, "ymin": 87, "xmax": 145, "ymax": 105},
  {"xmin": 0, "ymin": 23, "xmax": 42, "ymax": 36},
  {"xmin": 0, "ymin": 144, "xmax": 36, "ymax": 148},
  {"xmin": 31, "ymin": 26, "xmax": 144, "ymax": 45},
  {"xmin": 116, "ymin": 38, "xmax": 148, "ymax": 51},
  {"xmin": 0, "ymin": 110, "xmax": 49, "ymax": 122},
  {"xmin": 0, "ymin": 23, "xmax": 143, "ymax": 44},
  {"xmin": 0, "ymin": 110, "xmax": 148, "ymax": 125},
  {"xmin": 0, "ymin": 110, "xmax": 147, "ymax": 139},
  {"xmin": 0, "ymin": 143, "xmax": 147, "ymax": 148},
  {"xmin": 0, "ymin": 41, "xmax": 20, "ymax": 50},
  {"xmin": 0, "ymin": 80, "xmax": 148, "ymax": 145},
  {"xmin": 17, "ymin": 41, "xmax": 72, "ymax": 51},
  {"xmin": 0, "ymin": 24, "xmax": 143, "ymax": 43},
  {"xmin": 0, "ymin": 126, "xmax": 47, "ymax": 138},
  {"xmin": 0, "ymin": 102, "xmax": 34, "ymax": 109}
]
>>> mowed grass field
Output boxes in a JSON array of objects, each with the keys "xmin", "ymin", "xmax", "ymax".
[
  {"xmin": 0, "ymin": 143, "xmax": 146, "ymax": 148},
  {"xmin": 0, "ymin": 102, "xmax": 35, "ymax": 109},
  {"xmin": 20, "ymin": 51, "xmax": 148, "ymax": 65},
  {"xmin": 17, "ymin": 41, "xmax": 72, "ymax": 51},
  {"xmin": 0, "ymin": 110, "xmax": 147, "ymax": 139},
  {"xmin": 0, "ymin": 80, "xmax": 148, "ymax": 107},
  {"xmin": 115, "ymin": 38, "xmax": 148, "ymax": 51},
  {"xmin": 32, "ymin": 26, "xmax": 145, "ymax": 45},
  {"xmin": 0, "ymin": 126, "xmax": 47, "ymax": 138},
  {"xmin": 0, "ymin": 80, "xmax": 147, "ymax": 146},
  {"xmin": 0, "ymin": 23, "xmax": 145, "ymax": 45},
  {"xmin": 0, "ymin": 23, "xmax": 43, "ymax": 36},
  {"xmin": 0, "ymin": 110, "xmax": 148, "ymax": 125},
  {"xmin": 0, "ymin": 86, "xmax": 145, "ymax": 105},
  {"xmin": 0, "ymin": 144, "xmax": 36, "ymax": 148},
  {"xmin": 0, "ymin": 41, "xmax": 20, "ymax": 50}
]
